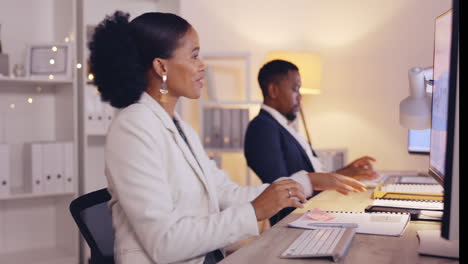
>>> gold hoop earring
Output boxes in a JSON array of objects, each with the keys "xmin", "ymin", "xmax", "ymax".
[{"xmin": 160, "ymin": 74, "xmax": 168, "ymax": 102}]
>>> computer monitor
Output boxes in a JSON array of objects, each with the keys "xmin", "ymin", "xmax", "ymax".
[
  {"xmin": 428, "ymin": 3, "xmax": 459, "ymax": 242},
  {"xmin": 408, "ymin": 129, "xmax": 430, "ymax": 154},
  {"xmin": 417, "ymin": 5, "xmax": 458, "ymax": 259}
]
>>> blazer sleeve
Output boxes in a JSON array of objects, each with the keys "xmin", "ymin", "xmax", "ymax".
[
  {"xmin": 182, "ymin": 121, "xmax": 268, "ymax": 211},
  {"xmin": 106, "ymin": 110, "xmax": 259, "ymax": 263},
  {"xmin": 206, "ymin": 158, "xmax": 268, "ymax": 210},
  {"xmin": 244, "ymin": 119, "xmax": 289, "ymax": 183}
]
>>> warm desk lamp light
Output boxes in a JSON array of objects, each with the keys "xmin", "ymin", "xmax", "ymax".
[
  {"xmin": 266, "ymin": 51, "xmax": 322, "ymax": 145},
  {"xmin": 399, "ymin": 66, "xmax": 433, "ymax": 130},
  {"xmin": 267, "ymin": 51, "xmax": 322, "ymax": 95}
]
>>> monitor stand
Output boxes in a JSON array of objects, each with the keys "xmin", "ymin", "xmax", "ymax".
[{"xmin": 417, "ymin": 230, "xmax": 459, "ymax": 259}]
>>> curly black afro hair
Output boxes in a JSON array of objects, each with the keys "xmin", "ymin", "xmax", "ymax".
[{"xmin": 88, "ymin": 11, "xmax": 190, "ymax": 108}]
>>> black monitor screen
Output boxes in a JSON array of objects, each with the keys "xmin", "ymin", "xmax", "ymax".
[{"xmin": 429, "ymin": 9, "xmax": 452, "ymax": 184}]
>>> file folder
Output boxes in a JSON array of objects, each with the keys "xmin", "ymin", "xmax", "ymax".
[
  {"xmin": 230, "ymin": 108, "xmax": 242, "ymax": 149},
  {"xmin": 42, "ymin": 143, "xmax": 55, "ymax": 194},
  {"xmin": 0, "ymin": 144, "xmax": 10, "ymax": 197},
  {"xmin": 203, "ymin": 107, "xmax": 212, "ymax": 148},
  {"xmin": 240, "ymin": 109, "xmax": 249, "ymax": 147},
  {"xmin": 211, "ymin": 108, "xmax": 222, "ymax": 148},
  {"xmin": 53, "ymin": 142, "xmax": 65, "ymax": 193},
  {"xmin": 25, "ymin": 143, "xmax": 45, "ymax": 194},
  {"xmin": 221, "ymin": 108, "xmax": 232, "ymax": 149},
  {"xmin": 63, "ymin": 142, "xmax": 75, "ymax": 193}
]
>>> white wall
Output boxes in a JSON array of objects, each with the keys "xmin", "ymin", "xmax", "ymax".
[{"xmin": 180, "ymin": 0, "xmax": 452, "ymax": 171}]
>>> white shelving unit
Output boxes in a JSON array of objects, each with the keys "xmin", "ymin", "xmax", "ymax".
[
  {"xmin": 1, "ymin": 1, "xmax": 182, "ymax": 263},
  {"xmin": 0, "ymin": 77, "xmax": 73, "ymax": 86},
  {"xmin": 198, "ymin": 53, "xmax": 262, "ymax": 186},
  {"xmin": 0, "ymin": 0, "xmax": 79, "ymax": 263}
]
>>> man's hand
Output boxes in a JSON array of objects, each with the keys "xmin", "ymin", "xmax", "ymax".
[
  {"xmin": 308, "ymin": 173, "xmax": 367, "ymax": 195},
  {"xmin": 336, "ymin": 156, "xmax": 378, "ymax": 180},
  {"xmin": 251, "ymin": 179, "xmax": 306, "ymax": 221}
]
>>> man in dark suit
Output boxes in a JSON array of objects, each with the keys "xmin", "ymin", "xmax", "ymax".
[{"xmin": 244, "ymin": 60, "xmax": 377, "ymax": 225}]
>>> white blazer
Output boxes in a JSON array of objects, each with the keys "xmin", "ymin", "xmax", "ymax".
[{"xmin": 105, "ymin": 92, "xmax": 267, "ymax": 264}]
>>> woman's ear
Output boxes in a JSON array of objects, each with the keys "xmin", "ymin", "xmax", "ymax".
[{"xmin": 152, "ymin": 58, "xmax": 168, "ymax": 78}]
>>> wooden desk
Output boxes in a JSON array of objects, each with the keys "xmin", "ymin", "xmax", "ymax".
[{"xmin": 221, "ymin": 190, "xmax": 458, "ymax": 264}]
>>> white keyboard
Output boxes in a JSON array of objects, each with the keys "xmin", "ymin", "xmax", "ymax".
[{"xmin": 281, "ymin": 228, "xmax": 356, "ymax": 262}]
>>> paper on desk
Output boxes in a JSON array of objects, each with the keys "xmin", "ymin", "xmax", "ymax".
[
  {"xmin": 398, "ymin": 176, "xmax": 437, "ymax": 184},
  {"xmin": 289, "ymin": 210, "xmax": 410, "ymax": 236}
]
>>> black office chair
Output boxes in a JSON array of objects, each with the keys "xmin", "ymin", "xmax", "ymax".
[{"xmin": 70, "ymin": 188, "xmax": 115, "ymax": 264}]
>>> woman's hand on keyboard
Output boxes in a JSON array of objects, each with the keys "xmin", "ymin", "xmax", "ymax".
[
  {"xmin": 251, "ymin": 179, "xmax": 306, "ymax": 221},
  {"xmin": 308, "ymin": 173, "xmax": 367, "ymax": 195}
]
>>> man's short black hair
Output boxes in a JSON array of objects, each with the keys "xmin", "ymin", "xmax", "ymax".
[{"xmin": 257, "ymin": 59, "xmax": 298, "ymax": 98}]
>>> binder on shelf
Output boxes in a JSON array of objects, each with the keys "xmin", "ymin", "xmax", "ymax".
[
  {"xmin": 86, "ymin": 84, "xmax": 108, "ymax": 135},
  {"xmin": 25, "ymin": 143, "xmax": 44, "ymax": 194},
  {"xmin": 94, "ymin": 92, "xmax": 106, "ymax": 133},
  {"xmin": 230, "ymin": 108, "xmax": 242, "ymax": 149},
  {"xmin": 63, "ymin": 142, "xmax": 75, "ymax": 193},
  {"xmin": 211, "ymin": 108, "xmax": 222, "ymax": 148},
  {"xmin": 52, "ymin": 142, "xmax": 65, "ymax": 193},
  {"xmin": 221, "ymin": 108, "xmax": 232, "ymax": 149},
  {"xmin": 103, "ymin": 103, "xmax": 115, "ymax": 133},
  {"xmin": 239, "ymin": 109, "xmax": 249, "ymax": 147},
  {"xmin": 0, "ymin": 144, "xmax": 10, "ymax": 197},
  {"xmin": 42, "ymin": 143, "xmax": 53, "ymax": 194},
  {"xmin": 85, "ymin": 84, "xmax": 98, "ymax": 134},
  {"xmin": 202, "ymin": 107, "xmax": 212, "ymax": 148}
]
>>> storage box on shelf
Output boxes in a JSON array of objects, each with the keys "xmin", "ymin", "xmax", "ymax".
[
  {"xmin": 84, "ymin": 83, "xmax": 115, "ymax": 136},
  {"xmin": 202, "ymin": 106, "xmax": 250, "ymax": 153},
  {"xmin": 315, "ymin": 148, "xmax": 348, "ymax": 173}
]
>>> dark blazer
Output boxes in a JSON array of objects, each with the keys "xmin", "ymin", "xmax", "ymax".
[{"xmin": 244, "ymin": 109, "xmax": 318, "ymax": 225}]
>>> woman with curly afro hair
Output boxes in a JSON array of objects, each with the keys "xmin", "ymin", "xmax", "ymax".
[{"xmin": 90, "ymin": 11, "xmax": 365, "ymax": 264}]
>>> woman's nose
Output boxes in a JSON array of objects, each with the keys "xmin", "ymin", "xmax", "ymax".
[{"xmin": 199, "ymin": 60, "xmax": 206, "ymax": 72}]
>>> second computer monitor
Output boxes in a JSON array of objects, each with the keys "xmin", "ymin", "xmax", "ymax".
[{"xmin": 408, "ymin": 129, "xmax": 430, "ymax": 154}]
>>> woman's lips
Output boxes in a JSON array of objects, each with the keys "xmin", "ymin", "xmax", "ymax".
[{"xmin": 195, "ymin": 76, "xmax": 204, "ymax": 87}]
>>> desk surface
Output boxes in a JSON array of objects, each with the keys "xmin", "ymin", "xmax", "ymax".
[{"xmin": 221, "ymin": 190, "xmax": 458, "ymax": 264}]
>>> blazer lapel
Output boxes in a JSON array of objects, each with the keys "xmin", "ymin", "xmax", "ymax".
[
  {"xmin": 138, "ymin": 93, "xmax": 210, "ymax": 192},
  {"xmin": 260, "ymin": 110, "xmax": 314, "ymax": 170},
  {"xmin": 284, "ymin": 129, "xmax": 314, "ymax": 170}
]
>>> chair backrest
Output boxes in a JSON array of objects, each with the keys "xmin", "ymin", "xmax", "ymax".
[{"xmin": 70, "ymin": 188, "xmax": 115, "ymax": 264}]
